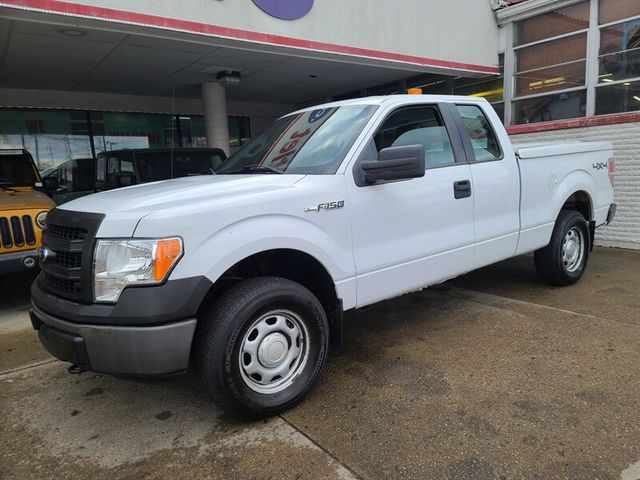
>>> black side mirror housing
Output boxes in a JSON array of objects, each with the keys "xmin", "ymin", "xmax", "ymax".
[{"xmin": 360, "ymin": 144, "xmax": 425, "ymax": 184}]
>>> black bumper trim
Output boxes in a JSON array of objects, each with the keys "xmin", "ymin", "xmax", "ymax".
[
  {"xmin": 37, "ymin": 323, "xmax": 90, "ymax": 368},
  {"xmin": 0, "ymin": 249, "xmax": 39, "ymax": 275},
  {"xmin": 31, "ymin": 305, "xmax": 196, "ymax": 376},
  {"xmin": 31, "ymin": 275, "xmax": 212, "ymax": 326}
]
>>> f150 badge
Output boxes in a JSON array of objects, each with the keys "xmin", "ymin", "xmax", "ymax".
[{"xmin": 305, "ymin": 200, "xmax": 345, "ymax": 213}]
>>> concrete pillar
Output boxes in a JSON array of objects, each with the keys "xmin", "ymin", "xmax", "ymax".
[{"xmin": 202, "ymin": 81, "xmax": 230, "ymax": 155}]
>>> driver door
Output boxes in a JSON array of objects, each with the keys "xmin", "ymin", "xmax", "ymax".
[{"xmin": 347, "ymin": 103, "xmax": 475, "ymax": 307}]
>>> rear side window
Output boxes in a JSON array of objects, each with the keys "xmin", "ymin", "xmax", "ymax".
[
  {"xmin": 456, "ymin": 105, "xmax": 501, "ymax": 161},
  {"xmin": 374, "ymin": 106, "xmax": 455, "ymax": 169}
]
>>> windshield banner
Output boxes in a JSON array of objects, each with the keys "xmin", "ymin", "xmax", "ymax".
[{"xmin": 262, "ymin": 108, "xmax": 336, "ymax": 170}]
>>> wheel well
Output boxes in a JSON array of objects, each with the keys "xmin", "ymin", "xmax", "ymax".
[
  {"xmin": 197, "ymin": 249, "xmax": 342, "ymax": 346},
  {"xmin": 561, "ymin": 191, "xmax": 592, "ymax": 221}
]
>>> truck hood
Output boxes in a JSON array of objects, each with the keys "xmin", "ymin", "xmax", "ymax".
[
  {"xmin": 0, "ymin": 189, "xmax": 55, "ymax": 211},
  {"xmin": 59, "ymin": 174, "xmax": 306, "ymax": 215}
]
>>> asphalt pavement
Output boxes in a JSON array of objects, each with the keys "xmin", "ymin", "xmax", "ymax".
[{"xmin": 1, "ymin": 247, "xmax": 639, "ymax": 479}]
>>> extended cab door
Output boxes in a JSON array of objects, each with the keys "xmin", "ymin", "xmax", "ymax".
[
  {"xmin": 450, "ymin": 103, "xmax": 520, "ymax": 268},
  {"xmin": 347, "ymin": 103, "xmax": 475, "ymax": 307}
]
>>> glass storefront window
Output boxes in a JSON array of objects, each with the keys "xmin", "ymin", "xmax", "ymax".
[
  {"xmin": 178, "ymin": 116, "xmax": 208, "ymax": 148},
  {"xmin": 515, "ymin": 61, "xmax": 586, "ymax": 97},
  {"xmin": 178, "ymin": 115, "xmax": 251, "ymax": 150},
  {"xmin": 599, "ymin": 18, "xmax": 640, "ymax": 82},
  {"xmin": 517, "ymin": 34, "xmax": 587, "ymax": 72},
  {"xmin": 91, "ymin": 112, "xmax": 178, "ymax": 154},
  {"xmin": 513, "ymin": 90, "xmax": 587, "ymax": 124},
  {"xmin": 599, "ymin": 0, "xmax": 640, "ymax": 25},
  {"xmin": 0, "ymin": 108, "xmax": 92, "ymax": 170},
  {"xmin": 229, "ymin": 116, "xmax": 251, "ymax": 149},
  {"xmin": 595, "ymin": 79, "xmax": 640, "ymax": 114},
  {"xmin": 515, "ymin": 1, "xmax": 589, "ymax": 46}
]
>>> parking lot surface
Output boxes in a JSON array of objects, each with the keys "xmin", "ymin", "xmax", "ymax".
[{"xmin": 1, "ymin": 247, "xmax": 639, "ymax": 479}]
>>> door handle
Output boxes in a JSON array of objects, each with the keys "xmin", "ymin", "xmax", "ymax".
[{"xmin": 453, "ymin": 180, "xmax": 471, "ymax": 199}]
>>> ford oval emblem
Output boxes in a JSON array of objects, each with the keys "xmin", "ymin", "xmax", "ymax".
[{"xmin": 251, "ymin": 0, "xmax": 314, "ymax": 20}]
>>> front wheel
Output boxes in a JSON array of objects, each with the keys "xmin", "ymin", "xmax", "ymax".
[
  {"xmin": 196, "ymin": 276, "xmax": 329, "ymax": 418},
  {"xmin": 534, "ymin": 210, "xmax": 590, "ymax": 286}
]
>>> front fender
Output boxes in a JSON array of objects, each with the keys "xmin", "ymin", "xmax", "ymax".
[{"xmin": 170, "ymin": 213, "xmax": 357, "ymax": 307}]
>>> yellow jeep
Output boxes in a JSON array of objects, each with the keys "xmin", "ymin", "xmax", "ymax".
[{"xmin": 0, "ymin": 148, "xmax": 55, "ymax": 274}]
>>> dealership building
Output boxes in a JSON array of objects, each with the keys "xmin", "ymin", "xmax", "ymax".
[{"xmin": 0, "ymin": 0, "xmax": 638, "ymax": 248}]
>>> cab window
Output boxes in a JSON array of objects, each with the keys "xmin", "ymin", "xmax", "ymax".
[
  {"xmin": 374, "ymin": 106, "xmax": 455, "ymax": 168},
  {"xmin": 455, "ymin": 105, "xmax": 501, "ymax": 161}
]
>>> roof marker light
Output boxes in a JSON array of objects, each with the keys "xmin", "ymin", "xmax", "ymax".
[{"xmin": 407, "ymin": 88, "xmax": 423, "ymax": 95}]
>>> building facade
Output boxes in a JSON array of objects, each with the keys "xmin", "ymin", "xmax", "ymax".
[{"xmin": 0, "ymin": 0, "xmax": 637, "ymax": 247}]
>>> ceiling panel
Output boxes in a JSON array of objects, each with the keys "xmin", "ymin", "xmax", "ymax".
[{"xmin": 0, "ymin": 18, "xmax": 445, "ymax": 104}]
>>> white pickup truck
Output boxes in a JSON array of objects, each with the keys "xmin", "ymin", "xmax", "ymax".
[{"xmin": 31, "ymin": 95, "xmax": 616, "ymax": 418}]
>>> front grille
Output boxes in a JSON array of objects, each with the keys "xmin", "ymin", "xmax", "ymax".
[
  {"xmin": 46, "ymin": 223, "xmax": 87, "ymax": 241},
  {"xmin": 52, "ymin": 251, "xmax": 83, "ymax": 268},
  {"xmin": 38, "ymin": 209, "xmax": 104, "ymax": 303},
  {"xmin": 0, "ymin": 215, "xmax": 36, "ymax": 249},
  {"xmin": 43, "ymin": 275, "xmax": 82, "ymax": 296}
]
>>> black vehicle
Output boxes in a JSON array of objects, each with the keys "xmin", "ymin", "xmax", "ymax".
[
  {"xmin": 95, "ymin": 148, "xmax": 227, "ymax": 191},
  {"xmin": 47, "ymin": 158, "xmax": 96, "ymax": 205}
]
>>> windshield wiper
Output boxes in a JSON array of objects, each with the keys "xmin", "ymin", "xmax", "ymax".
[
  {"xmin": 226, "ymin": 164, "xmax": 284, "ymax": 175},
  {"xmin": 0, "ymin": 185, "xmax": 18, "ymax": 193}
]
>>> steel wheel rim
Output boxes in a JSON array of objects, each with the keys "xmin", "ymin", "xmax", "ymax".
[
  {"xmin": 238, "ymin": 309, "xmax": 310, "ymax": 394},
  {"xmin": 562, "ymin": 226, "xmax": 584, "ymax": 273}
]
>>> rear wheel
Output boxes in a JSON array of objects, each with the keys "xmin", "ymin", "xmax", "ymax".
[
  {"xmin": 534, "ymin": 210, "xmax": 590, "ymax": 286},
  {"xmin": 196, "ymin": 276, "xmax": 329, "ymax": 418}
]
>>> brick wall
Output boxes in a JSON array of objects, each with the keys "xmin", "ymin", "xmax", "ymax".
[{"xmin": 509, "ymin": 121, "xmax": 640, "ymax": 250}]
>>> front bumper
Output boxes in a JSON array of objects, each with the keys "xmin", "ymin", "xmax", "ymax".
[
  {"xmin": 0, "ymin": 249, "xmax": 39, "ymax": 275},
  {"xmin": 31, "ymin": 304, "xmax": 196, "ymax": 376}
]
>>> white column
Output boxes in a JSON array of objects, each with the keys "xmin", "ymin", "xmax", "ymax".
[{"xmin": 202, "ymin": 81, "xmax": 230, "ymax": 155}]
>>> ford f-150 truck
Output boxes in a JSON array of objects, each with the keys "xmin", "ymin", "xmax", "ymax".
[{"xmin": 30, "ymin": 95, "xmax": 616, "ymax": 418}]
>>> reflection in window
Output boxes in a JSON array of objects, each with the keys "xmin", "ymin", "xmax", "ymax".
[
  {"xmin": 513, "ymin": 90, "xmax": 587, "ymax": 124},
  {"xmin": 599, "ymin": 0, "xmax": 640, "ymax": 25},
  {"xmin": 599, "ymin": 18, "xmax": 640, "ymax": 82},
  {"xmin": 178, "ymin": 115, "xmax": 251, "ymax": 150},
  {"xmin": 596, "ymin": 80, "xmax": 640, "ymax": 114},
  {"xmin": 91, "ymin": 112, "xmax": 177, "ymax": 154},
  {"xmin": 515, "ymin": 1, "xmax": 589, "ymax": 46},
  {"xmin": 456, "ymin": 105, "xmax": 501, "ymax": 161},
  {"xmin": 0, "ymin": 109, "xmax": 91, "ymax": 169},
  {"xmin": 375, "ymin": 107, "xmax": 455, "ymax": 169}
]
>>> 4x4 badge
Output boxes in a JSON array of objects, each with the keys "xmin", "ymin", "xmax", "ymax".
[{"xmin": 305, "ymin": 200, "xmax": 345, "ymax": 213}]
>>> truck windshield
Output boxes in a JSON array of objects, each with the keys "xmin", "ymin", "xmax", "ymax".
[
  {"xmin": 0, "ymin": 153, "xmax": 38, "ymax": 187},
  {"xmin": 217, "ymin": 105, "xmax": 377, "ymax": 175}
]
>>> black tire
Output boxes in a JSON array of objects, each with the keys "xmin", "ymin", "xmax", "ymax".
[
  {"xmin": 534, "ymin": 210, "xmax": 590, "ymax": 286},
  {"xmin": 196, "ymin": 276, "xmax": 329, "ymax": 419}
]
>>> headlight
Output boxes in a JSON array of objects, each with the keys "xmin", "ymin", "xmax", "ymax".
[
  {"xmin": 93, "ymin": 237, "xmax": 183, "ymax": 303},
  {"xmin": 36, "ymin": 211, "xmax": 48, "ymax": 229}
]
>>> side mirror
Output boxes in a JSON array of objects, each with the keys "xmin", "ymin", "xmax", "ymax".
[
  {"xmin": 360, "ymin": 144, "xmax": 425, "ymax": 184},
  {"xmin": 43, "ymin": 176, "xmax": 59, "ymax": 192},
  {"xmin": 118, "ymin": 173, "xmax": 135, "ymax": 187}
]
